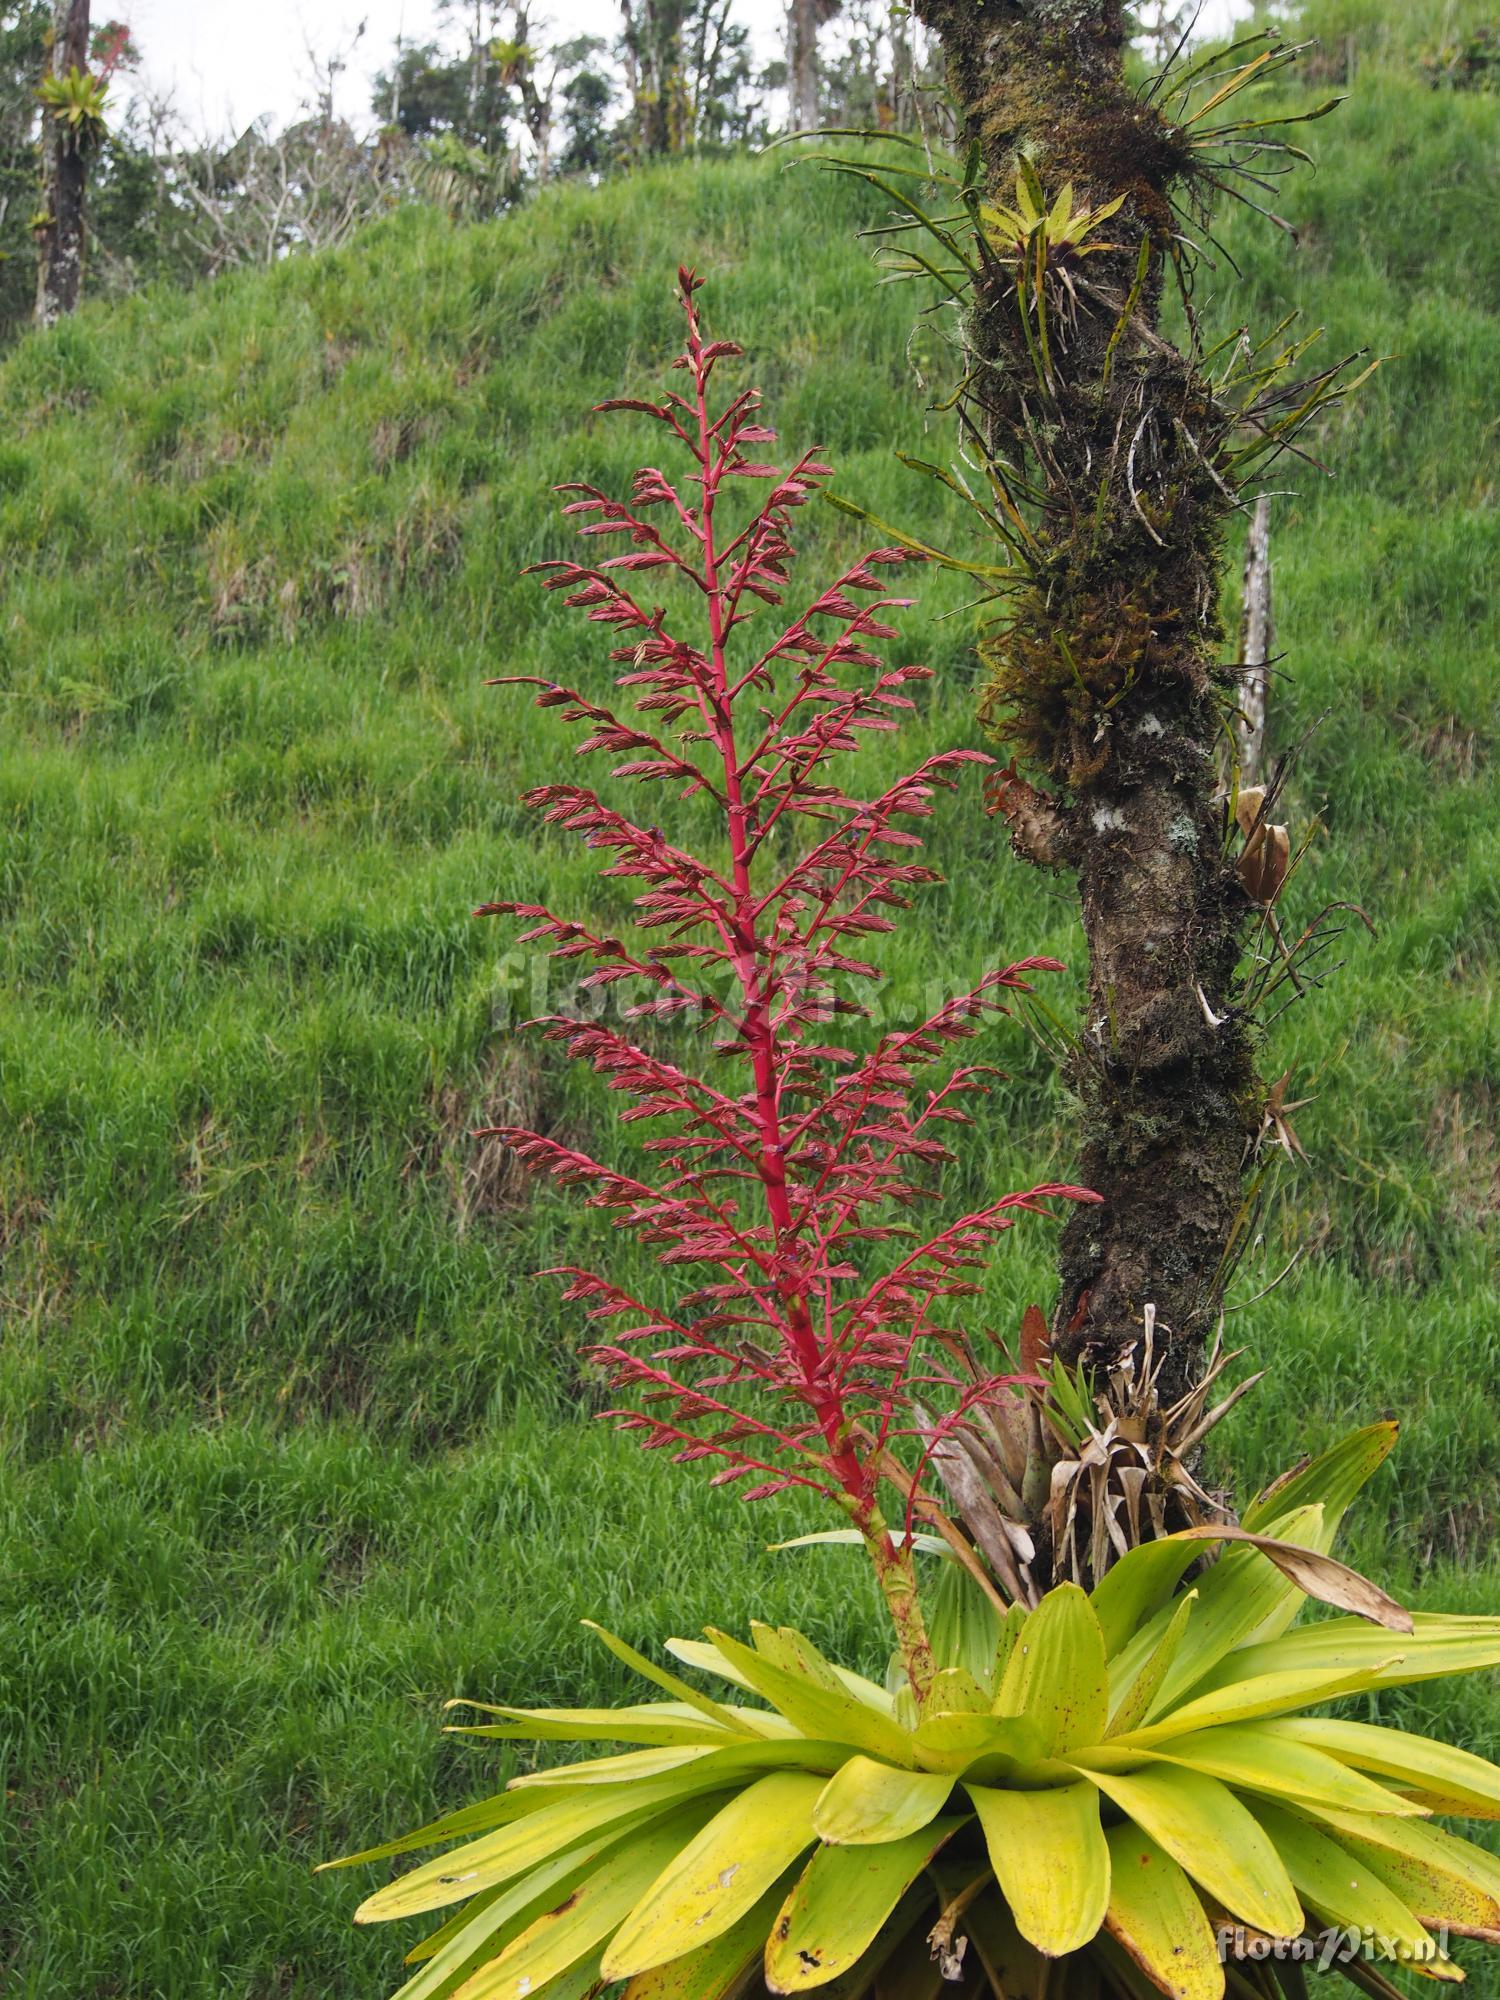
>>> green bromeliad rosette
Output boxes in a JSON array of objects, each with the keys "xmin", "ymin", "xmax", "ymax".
[
  {"xmin": 323, "ymin": 286, "xmax": 1500, "ymax": 1999},
  {"xmin": 325, "ymin": 1424, "xmax": 1500, "ymax": 1998}
]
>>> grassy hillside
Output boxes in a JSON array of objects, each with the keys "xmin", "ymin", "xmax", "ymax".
[{"xmin": 1, "ymin": 43, "xmax": 1496, "ymax": 2000}]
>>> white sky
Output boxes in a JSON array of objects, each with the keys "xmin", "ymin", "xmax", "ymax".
[{"xmin": 118, "ymin": 0, "xmax": 1248, "ymax": 140}]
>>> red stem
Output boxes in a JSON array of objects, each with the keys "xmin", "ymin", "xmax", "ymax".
[{"xmin": 682, "ymin": 292, "xmax": 933, "ymax": 1697}]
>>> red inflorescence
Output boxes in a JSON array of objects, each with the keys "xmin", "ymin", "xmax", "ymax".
[{"xmin": 477, "ymin": 268, "xmax": 1095, "ymax": 1526}]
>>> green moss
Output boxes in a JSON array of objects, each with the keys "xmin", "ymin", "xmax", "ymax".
[{"xmin": 977, "ymin": 538, "xmax": 1220, "ymax": 784}]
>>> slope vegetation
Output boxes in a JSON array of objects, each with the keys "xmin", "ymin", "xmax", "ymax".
[{"xmin": 0, "ymin": 55, "xmax": 1495, "ymax": 1997}]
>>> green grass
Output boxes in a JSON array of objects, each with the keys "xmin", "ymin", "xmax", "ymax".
[{"xmin": 1, "ymin": 43, "xmax": 1496, "ymax": 2000}]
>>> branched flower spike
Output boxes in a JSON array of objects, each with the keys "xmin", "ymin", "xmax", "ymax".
[{"xmin": 475, "ymin": 270, "xmax": 1094, "ymax": 1696}]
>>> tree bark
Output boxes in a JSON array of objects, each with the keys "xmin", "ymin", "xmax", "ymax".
[
  {"xmin": 620, "ymin": 0, "xmax": 641, "ymax": 132},
  {"xmin": 785, "ymin": 0, "xmax": 819, "ymax": 132},
  {"xmin": 34, "ymin": 0, "xmax": 91, "ymax": 327},
  {"xmin": 913, "ymin": 0, "xmax": 1261, "ymax": 1405}
]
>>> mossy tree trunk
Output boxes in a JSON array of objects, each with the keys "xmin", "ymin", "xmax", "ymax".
[
  {"xmin": 34, "ymin": 0, "xmax": 90, "ymax": 327},
  {"xmin": 913, "ymin": 0, "xmax": 1260, "ymax": 1404}
]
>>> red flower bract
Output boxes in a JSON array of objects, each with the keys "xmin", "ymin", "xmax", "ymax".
[{"xmin": 479, "ymin": 269, "xmax": 1096, "ymax": 1687}]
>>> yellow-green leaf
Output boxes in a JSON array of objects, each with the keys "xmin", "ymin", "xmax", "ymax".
[
  {"xmin": 967, "ymin": 1780, "xmax": 1110, "ymax": 1956},
  {"xmin": 751, "ymin": 1625, "xmax": 851, "ymax": 1695},
  {"xmin": 924, "ymin": 1666, "xmax": 991, "ymax": 1715},
  {"xmin": 620, "ymin": 1884, "xmax": 785, "ymax": 1999},
  {"xmin": 356, "ymin": 1770, "xmax": 733, "ymax": 1924},
  {"xmin": 660, "ymin": 1639, "xmax": 800, "ymax": 1734},
  {"xmin": 993, "ymin": 1583, "xmax": 1108, "ymax": 1753},
  {"xmin": 450, "ymin": 1808, "xmax": 701, "ymax": 2000},
  {"xmin": 1125, "ymin": 1724, "xmax": 1426, "ymax": 1818},
  {"xmin": 512, "ymin": 1739, "xmax": 846, "ymax": 1793},
  {"xmin": 1108, "ymin": 1594, "xmax": 1196, "ymax": 1739},
  {"xmin": 1242, "ymin": 1423, "xmax": 1398, "ymax": 1534},
  {"xmin": 1015, "ymin": 156, "xmax": 1045, "ymax": 223},
  {"xmin": 584, "ymin": 1622, "xmax": 764, "ymax": 1738},
  {"xmin": 602, "ymin": 1771, "xmax": 824, "ymax": 1979},
  {"xmin": 1301, "ymin": 1807, "xmax": 1500, "ymax": 1937},
  {"xmin": 910, "ymin": 1709, "xmax": 1044, "ymax": 1777},
  {"xmin": 1253, "ymin": 1802, "xmax": 1457, "ymax": 1977},
  {"xmin": 392, "ymin": 1807, "xmax": 713, "ymax": 2000},
  {"xmin": 702, "ymin": 1630, "xmax": 914, "ymax": 1766},
  {"xmin": 389, "ymin": 1839, "xmax": 614, "ymax": 2000},
  {"xmin": 404, "ymin": 1890, "xmax": 507, "ymax": 1970},
  {"xmin": 1076, "ymin": 1763, "xmax": 1302, "ymax": 1938},
  {"xmin": 1119, "ymin": 1659, "xmax": 1401, "ymax": 1747},
  {"xmin": 744, "ymin": 1626, "xmax": 893, "ymax": 1715},
  {"xmin": 1165, "ymin": 1526, "xmax": 1411, "ymax": 1635},
  {"xmin": 443, "ymin": 1701, "xmax": 741, "ymax": 1747},
  {"xmin": 665, "ymin": 1637, "xmax": 759, "ymax": 1693},
  {"xmin": 993, "ymin": 1601, "xmax": 1028, "ymax": 1682},
  {"xmin": 515, "ymin": 1960, "xmax": 600, "ymax": 2000},
  {"xmin": 926, "ymin": 1557, "xmax": 1005, "ymax": 1691},
  {"xmin": 510, "ymin": 1745, "xmax": 727, "ymax": 1788},
  {"xmin": 813, "ymin": 1757, "xmax": 955, "ymax": 1845},
  {"xmin": 1092, "ymin": 1541, "xmax": 1201, "ymax": 1661},
  {"xmin": 765, "ymin": 1815, "xmax": 966, "ymax": 1990},
  {"xmin": 1102, "ymin": 1825, "xmax": 1224, "ymax": 2000},
  {"xmin": 1194, "ymin": 1614, "xmax": 1500, "ymax": 1699},
  {"xmin": 1143, "ymin": 1506, "xmax": 1329, "ymax": 1711},
  {"xmin": 319, "ymin": 1789, "xmax": 549, "ymax": 1874},
  {"xmin": 1263, "ymin": 1717, "xmax": 1500, "ymax": 1820}
]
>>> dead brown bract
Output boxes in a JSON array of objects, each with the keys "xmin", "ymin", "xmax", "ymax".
[
  {"xmin": 1234, "ymin": 783, "xmax": 1291, "ymax": 907},
  {"xmin": 1254, "ymin": 1068, "xmax": 1313, "ymax": 1165}
]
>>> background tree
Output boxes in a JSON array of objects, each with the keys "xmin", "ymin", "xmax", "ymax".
[
  {"xmin": 33, "ymin": 0, "xmax": 92, "ymax": 324},
  {"xmin": 121, "ymin": 75, "xmax": 411, "ymax": 278},
  {"xmin": 439, "ymin": 0, "xmax": 507, "ymax": 135},
  {"xmin": 685, "ymin": 0, "xmax": 761, "ymax": 144},
  {"xmin": 620, "ymin": 0, "xmax": 688, "ymax": 154},
  {"xmin": 372, "ymin": 39, "xmax": 479, "ymax": 138},
  {"xmin": 820, "ymin": 0, "xmax": 942, "ymax": 133},
  {"xmin": 558, "ymin": 59, "xmax": 614, "ymax": 172},
  {"xmin": 620, "ymin": 0, "xmax": 766, "ymax": 155},
  {"xmin": 784, "ymin": 0, "xmax": 839, "ymax": 130},
  {"xmin": 0, "ymin": 1, "xmax": 46, "ymax": 335},
  {"xmin": 491, "ymin": 15, "xmax": 607, "ymax": 184},
  {"xmin": 372, "ymin": 25, "xmax": 515, "ymax": 151},
  {"xmin": 36, "ymin": 6, "xmax": 136, "ymax": 319}
]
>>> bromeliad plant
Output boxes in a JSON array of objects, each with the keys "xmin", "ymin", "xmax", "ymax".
[
  {"xmin": 325, "ymin": 279, "xmax": 1500, "ymax": 1999},
  {"xmin": 36, "ymin": 65, "xmax": 111, "ymax": 147},
  {"xmin": 329, "ymin": 1424, "xmax": 1500, "ymax": 2000}
]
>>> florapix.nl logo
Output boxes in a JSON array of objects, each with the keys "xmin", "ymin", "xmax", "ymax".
[{"xmin": 1218, "ymin": 1924, "xmax": 1455, "ymax": 1974}]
